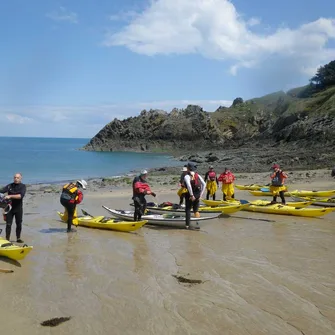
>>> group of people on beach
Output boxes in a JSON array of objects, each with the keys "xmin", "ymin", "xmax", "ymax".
[
  {"xmin": 131, "ymin": 163, "xmax": 238, "ymax": 229},
  {"xmin": 0, "ymin": 161, "xmax": 305, "ymax": 239},
  {"xmin": 129, "ymin": 162, "xmax": 291, "ymax": 229}
]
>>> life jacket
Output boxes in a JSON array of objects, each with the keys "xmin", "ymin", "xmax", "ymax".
[
  {"xmin": 271, "ymin": 171, "xmax": 284, "ymax": 187},
  {"xmin": 220, "ymin": 172, "xmax": 235, "ymax": 184},
  {"xmin": 62, "ymin": 182, "xmax": 79, "ymax": 200},
  {"xmin": 190, "ymin": 172, "xmax": 202, "ymax": 197},
  {"xmin": 134, "ymin": 180, "xmax": 151, "ymax": 195},
  {"xmin": 208, "ymin": 171, "xmax": 216, "ymax": 181}
]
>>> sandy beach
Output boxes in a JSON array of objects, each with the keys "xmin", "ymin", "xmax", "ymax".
[{"xmin": 1, "ymin": 168, "xmax": 335, "ymax": 335}]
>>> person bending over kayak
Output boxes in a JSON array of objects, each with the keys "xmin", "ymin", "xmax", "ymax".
[
  {"xmin": 132, "ymin": 170, "xmax": 156, "ymax": 221},
  {"xmin": 183, "ymin": 163, "xmax": 206, "ymax": 229},
  {"xmin": 0, "ymin": 173, "xmax": 26, "ymax": 242},
  {"xmin": 177, "ymin": 165, "xmax": 188, "ymax": 206},
  {"xmin": 218, "ymin": 168, "xmax": 236, "ymax": 201},
  {"xmin": 270, "ymin": 164, "xmax": 288, "ymax": 204},
  {"xmin": 60, "ymin": 179, "xmax": 87, "ymax": 232},
  {"xmin": 204, "ymin": 165, "xmax": 219, "ymax": 200}
]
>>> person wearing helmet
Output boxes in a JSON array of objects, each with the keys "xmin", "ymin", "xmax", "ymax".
[
  {"xmin": 132, "ymin": 170, "xmax": 156, "ymax": 221},
  {"xmin": 60, "ymin": 179, "xmax": 87, "ymax": 232},
  {"xmin": 177, "ymin": 165, "xmax": 188, "ymax": 206},
  {"xmin": 270, "ymin": 164, "xmax": 288, "ymax": 204}
]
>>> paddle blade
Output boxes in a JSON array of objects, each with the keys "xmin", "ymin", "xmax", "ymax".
[{"xmin": 81, "ymin": 209, "xmax": 93, "ymax": 217}]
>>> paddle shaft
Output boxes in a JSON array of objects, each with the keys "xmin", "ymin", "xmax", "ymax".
[{"xmin": 232, "ymin": 215, "xmax": 276, "ymax": 223}]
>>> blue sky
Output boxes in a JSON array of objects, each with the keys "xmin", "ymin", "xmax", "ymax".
[{"xmin": 1, "ymin": 0, "xmax": 334, "ymax": 138}]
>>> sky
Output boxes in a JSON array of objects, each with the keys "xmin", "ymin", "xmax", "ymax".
[{"xmin": 1, "ymin": 0, "xmax": 335, "ymax": 138}]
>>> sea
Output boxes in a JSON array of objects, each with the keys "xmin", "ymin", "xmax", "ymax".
[{"xmin": 0, "ymin": 137, "xmax": 178, "ymax": 185}]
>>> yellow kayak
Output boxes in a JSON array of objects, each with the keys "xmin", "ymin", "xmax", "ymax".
[
  {"xmin": 0, "ymin": 237, "xmax": 33, "ymax": 261},
  {"xmin": 290, "ymin": 196, "xmax": 335, "ymax": 207},
  {"xmin": 249, "ymin": 190, "xmax": 290, "ymax": 197},
  {"xmin": 199, "ymin": 203, "xmax": 250, "ymax": 214},
  {"xmin": 290, "ymin": 189, "xmax": 335, "ymax": 198},
  {"xmin": 57, "ymin": 212, "xmax": 147, "ymax": 232},
  {"xmin": 235, "ymin": 184, "xmax": 268, "ymax": 191},
  {"xmin": 248, "ymin": 200, "xmax": 313, "ymax": 208},
  {"xmin": 201, "ymin": 199, "xmax": 240, "ymax": 206},
  {"xmin": 243, "ymin": 202, "xmax": 335, "ymax": 217},
  {"xmin": 202, "ymin": 198, "xmax": 310, "ymax": 208}
]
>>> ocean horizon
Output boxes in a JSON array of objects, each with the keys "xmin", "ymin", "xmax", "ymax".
[{"xmin": 0, "ymin": 137, "xmax": 178, "ymax": 185}]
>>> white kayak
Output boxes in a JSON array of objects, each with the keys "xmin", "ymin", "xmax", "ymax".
[
  {"xmin": 102, "ymin": 206, "xmax": 221, "ymax": 229},
  {"xmin": 129, "ymin": 202, "xmax": 226, "ymax": 217}
]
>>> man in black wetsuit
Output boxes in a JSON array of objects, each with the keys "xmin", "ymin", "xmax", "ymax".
[{"xmin": 0, "ymin": 173, "xmax": 26, "ymax": 242}]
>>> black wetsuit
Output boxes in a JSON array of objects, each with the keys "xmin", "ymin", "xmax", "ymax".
[
  {"xmin": 0, "ymin": 183, "xmax": 26, "ymax": 241},
  {"xmin": 132, "ymin": 176, "xmax": 147, "ymax": 221}
]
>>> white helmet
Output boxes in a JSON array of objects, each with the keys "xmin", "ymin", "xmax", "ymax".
[{"xmin": 76, "ymin": 179, "xmax": 87, "ymax": 189}]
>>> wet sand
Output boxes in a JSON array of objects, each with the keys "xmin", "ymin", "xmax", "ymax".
[{"xmin": 1, "ymin": 173, "xmax": 335, "ymax": 334}]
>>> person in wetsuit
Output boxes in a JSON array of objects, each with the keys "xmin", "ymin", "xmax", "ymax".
[
  {"xmin": 60, "ymin": 179, "xmax": 87, "ymax": 232},
  {"xmin": 132, "ymin": 170, "xmax": 156, "ymax": 221},
  {"xmin": 0, "ymin": 173, "xmax": 26, "ymax": 242},
  {"xmin": 183, "ymin": 163, "xmax": 206, "ymax": 229}
]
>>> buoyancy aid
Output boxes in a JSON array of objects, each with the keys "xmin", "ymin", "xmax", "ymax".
[
  {"xmin": 219, "ymin": 172, "xmax": 235, "ymax": 184},
  {"xmin": 271, "ymin": 171, "xmax": 285, "ymax": 187},
  {"xmin": 190, "ymin": 172, "xmax": 202, "ymax": 197},
  {"xmin": 134, "ymin": 181, "xmax": 152, "ymax": 195},
  {"xmin": 208, "ymin": 171, "xmax": 216, "ymax": 181},
  {"xmin": 61, "ymin": 182, "xmax": 83, "ymax": 203},
  {"xmin": 62, "ymin": 183, "xmax": 78, "ymax": 199}
]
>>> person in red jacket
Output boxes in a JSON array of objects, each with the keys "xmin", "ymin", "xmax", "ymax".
[
  {"xmin": 132, "ymin": 170, "xmax": 156, "ymax": 221},
  {"xmin": 270, "ymin": 164, "xmax": 288, "ymax": 204},
  {"xmin": 60, "ymin": 179, "xmax": 87, "ymax": 232},
  {"xmin": 218, "ymin": 168, "xmax": 236, "ymax": 201}
]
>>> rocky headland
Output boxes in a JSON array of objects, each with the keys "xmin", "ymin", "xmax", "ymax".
[{"xmin": 82, "ymin": 61, "xmax": 335, "ymax": 173}]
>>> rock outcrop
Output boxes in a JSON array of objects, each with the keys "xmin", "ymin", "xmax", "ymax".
[{"xmin": 83, "ymin": 86, "xmax": 335, "ymax": 154}]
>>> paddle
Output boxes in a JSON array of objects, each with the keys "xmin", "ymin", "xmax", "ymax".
[
  {"xmin": 231, "ymin": 215, "xmax": 276, "ymax": 223},
  {"xmin": 81, "ymin": 209, "xmax": 93, "ymax": 217},
  {"xmin": 0, "ymin": 269, "xmax": 14, "ymax": 273}
]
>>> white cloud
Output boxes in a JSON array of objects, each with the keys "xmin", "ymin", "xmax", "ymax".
[
  {"xmin": 46, "ymin": 6, "xmax": 78, "ymax": 23},
  {"xmin": 103, "ymin": 0, "xmax": 335, "ymax": 75},
  {"xmin": 247, "ymin": 17, "xmax": 261, "ymax": 27},
  {"xmin": 0, "ymin": 99, "xmax": 232, "ymax": 137},
  {"xmin": 6, "ymin": 113, "xmax": 34, "ymax": 124}
]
